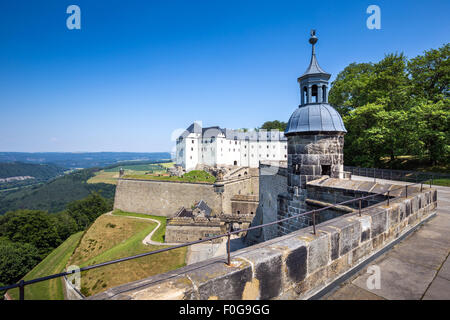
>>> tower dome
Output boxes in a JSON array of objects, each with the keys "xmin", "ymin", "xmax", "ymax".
[{"xmin": 285, "ymin": 30, "xmax": 346, "ymax": 136}]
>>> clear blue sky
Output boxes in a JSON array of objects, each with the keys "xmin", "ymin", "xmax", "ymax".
[{"xmin": 0, "ymin": 0, "xmax": 448, "ymax": 153}]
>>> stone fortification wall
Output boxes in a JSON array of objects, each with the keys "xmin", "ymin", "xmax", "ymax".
[
  {"xmin": 113, "ymin": 173, "xmax": 258, "ymax": 217},
  {"xmin": 90, "ymin": 186, "xmax": 437, "ymax": 300},
  {"xmin": 113, "ymin": 179, "xmax": 222, "ymax": 217},
  {"xmin": 245, "ymin": 163, "xmax": 288, "ymax": 245}
]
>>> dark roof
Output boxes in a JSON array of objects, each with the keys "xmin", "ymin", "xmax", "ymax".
[
  {"xmin": 175, "ymin": 200, "xmax": 212, "ymax": 218},
  {"xmin": 196, "ymin": 200, "xmax": 212, "ymax": 216},
  {"xmin": 298, "ymin": 52, "xmax": 331, "ymax": 81},
  {"xmin": 180, "ymin": 123, "xmax": 287, "ymax": 141},
  {"xmin": 285, "ymin": 104, "xmax": 347, "ymax": 135},
  {"xmin": 176, "ymin": 208, "xmax": 193, "ymax": 218}
]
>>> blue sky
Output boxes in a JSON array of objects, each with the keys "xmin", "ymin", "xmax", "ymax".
[{"xmin": 0, "ymin": 0, "xmax": 448, "ymax": 152}]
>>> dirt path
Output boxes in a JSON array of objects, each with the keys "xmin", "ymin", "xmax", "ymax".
[{"xmin": 105, "ymin": 212, "xmax": 179, "ymax": 246}]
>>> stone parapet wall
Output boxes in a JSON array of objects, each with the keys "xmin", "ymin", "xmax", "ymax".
[
  {"xmin": 91, "ymin": 187, "xmax": 437, "ymax": 300},
  {"xmin": 165, "ymin": 224, "xmax": 225, "ymax": 244}
]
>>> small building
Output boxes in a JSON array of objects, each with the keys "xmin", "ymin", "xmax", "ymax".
[{"xmin": 165, "ymin": 200, "xmax": 226, "ymax": 243}]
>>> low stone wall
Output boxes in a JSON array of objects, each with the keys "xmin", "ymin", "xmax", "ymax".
[
  {"xmin": 63, "ymin": 275, "xmax": 84, "ymax": 300},
  {"xmin": 90, "ymin": 183, "xmax": 437, "ymax": 300},
  {"xmin": 113, "ymin": 173, "xmax": 258, "ymax": 217}
]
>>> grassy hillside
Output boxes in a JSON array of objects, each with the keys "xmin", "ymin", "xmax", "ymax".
[
  {"xmin": 123, "ymin": 169, "xmax": 216, "ymax": 184},
  {"xmin": 87, "ymin": 162, "xmax": 174, "ymax": 185},
  {"xmin": 67, "ymin": 212, "xmax": 186, "ymax": 297},
  {"xmin": 7, "ymin": 232, "xmax": 83, "ymax": 300},
  {"xmin": 0, "ymin": 168, "xmax": 115, "ymax": 215}
]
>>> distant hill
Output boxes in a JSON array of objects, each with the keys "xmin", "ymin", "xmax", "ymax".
[
  {"xmin": 0, "ymin": 162, "xmax": 66, "ymax": 191},
  {"xmin": 0, "ymin": 152, "xmax": 172, "ymax": 169},
  {"xmin": 0, "ymin": 162, "xmax": 66, "ymax": 179},
  {"xmin": 0, "ymin": 168, "xmax": 116, "ymax": 215}
]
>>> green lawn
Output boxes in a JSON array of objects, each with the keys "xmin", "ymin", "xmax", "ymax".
[
  {"xmin": 7, "ymin": 232, "xmax": 84, "ymax": 300},
  {"xmin": 67, "ymin": 212, "xmax": 185, "ymax": 297},
  {"xmin": 428, "ymin": 178, "xmax": 450, "ymax": 187},
  {"xmin": 123, "ymin": 170, "xmax": 216, "ymax": 184},
  {"xmin": 112, "ymin": 210, "xmax": 167, "ymax": 243}
]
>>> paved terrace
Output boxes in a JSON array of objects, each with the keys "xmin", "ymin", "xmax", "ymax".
[{"xmin": 322, "ymin": 176, "xmax": 450, "ymax": 300}]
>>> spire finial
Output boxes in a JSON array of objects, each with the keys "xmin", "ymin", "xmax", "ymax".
[{"xmin": 309, "ymin": 29, "xmax": 318, "ymax": 54}]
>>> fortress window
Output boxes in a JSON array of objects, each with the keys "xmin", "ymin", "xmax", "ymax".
[
  {"xmin": 235, "ymin": 141, "xmax": 237, "ymax": 145},
  {"xmin": 192, "ymin": 140, "xmax": 194, "ymax": 144},
  {"xmin": 322, "ymin": 165, "xmax": 331, "ymax": 176},
  {"xmin": 267, "ymin": 145, "xmax": 269, "ymax": 149},
  {"xmin": 285, "ymin": 145, "xmax": 287, "ymax": 149},
  {"xmin": 284, "ymin": 155, "xmax": 287, "ymax": 158},
  {"xmin": 191, "ymin": 147, "xmax": 193, "ymax": 151},
  {"xmin": 251, "ymin": 154, "xmax": 254, "ymax": 157}
]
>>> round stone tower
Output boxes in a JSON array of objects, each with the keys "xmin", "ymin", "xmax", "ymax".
[{"xmin": 277, "ymin": 30, "xmax": 347, "ymax": 235}]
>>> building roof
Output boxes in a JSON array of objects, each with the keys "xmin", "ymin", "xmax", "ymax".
[
  {"xmin": 175, "ymin": 199, "xmax": 212, "ymax": 218},
  {"xmin": 285, "ymin": 104, "xmax": 347, "ymax": 135},
  {"xmin": 179, "ymin": 123, "xmax": 287, "ymax": 141},
  {"xmin": 298, "ymin": 51, "xmax": 331, "ymax": 81},
  {"xmin": 298, "ymin": 30, "xmax": 331, "ymax": 81}
]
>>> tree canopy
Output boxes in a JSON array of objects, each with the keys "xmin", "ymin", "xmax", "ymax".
[{"xmin": 329, "ymin": 44, "xmax": 449, "ymax": 167}]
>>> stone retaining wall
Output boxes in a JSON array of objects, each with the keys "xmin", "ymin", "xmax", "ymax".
[
  {"xmin": 90, "ymin": 185, "xmax": 437, "ymax": 300},
  {"xmin": 113, "ymin": 174, "xmax": 258, "ymax": 217}
]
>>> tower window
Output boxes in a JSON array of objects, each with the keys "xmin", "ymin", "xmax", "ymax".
[{"xmin": 321, "ymin": 165, "xmax": 331, "ymax": 176}]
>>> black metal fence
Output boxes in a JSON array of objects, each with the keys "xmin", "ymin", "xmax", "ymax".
[
  {"xmin": 344, "ymin": 166, "xmax": 450, "ymax": 183},
  {"xmin": 0, "ymin": 178, "xmax": 435, "ymax": 300}
]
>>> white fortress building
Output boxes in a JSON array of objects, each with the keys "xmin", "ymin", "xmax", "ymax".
[{"xmin": 176, "ymin": 122, "xmax": 288, "ymax": 170}]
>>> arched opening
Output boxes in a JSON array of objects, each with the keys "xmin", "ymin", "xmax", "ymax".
[
  {"xmin": 311, "ymin": 85, "xmax": 318, "ymax": 103},
  {"xmin": 303, "ymin": 86, "xmax": 308, "ymax": 105},
  {"xmin": 233, "ymin": 160, "xmax": 237, "ymax": 166},
  {"xmin": 322, "ymin": 85, "xmax": 327, "ymax": 103}
]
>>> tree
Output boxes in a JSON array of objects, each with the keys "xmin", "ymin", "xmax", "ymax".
[
  {"xmin": 409, "ymin": 100, "xmax": 450, "ymax": 165},
  {"xmin": 328, "ymin": 62, "xmax": 375, "ymax": 115},
  {"xmin": 329, "ymin": 53, "xmax": 411, "ymax": 115},
  {"xmin": 0, "ymin": 239, "xmax": 41, "ymax": 286},
  {"xmin": 0, "ymin": 210, "xmax": 61, "ymax": 257},
  {"xmin": 260, "ymin": 120, "xmax": 287, "ymax": 131},
  {"xmin": 408, "ymin": 43, "xmax": 450, "ymax": 102},
  {"xmin": 67, "ymin": 192, "xmax": 111, "ymax": 230}
]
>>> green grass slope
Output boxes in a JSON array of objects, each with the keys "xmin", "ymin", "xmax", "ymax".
[
  {"xmin": 7, "ymin": 231, "xmax": 83, "ymax": 300},
  {"xmin": 67, "ymin": 212, "xmax": 186, "ymax": 297}
]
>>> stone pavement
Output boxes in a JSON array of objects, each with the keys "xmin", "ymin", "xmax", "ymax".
[{"xmin": 322, "ymin": 177, "xmax": 450, "ymax": 300}]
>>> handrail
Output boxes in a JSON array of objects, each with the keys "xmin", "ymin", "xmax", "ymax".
[{"xmin": 0, "ymin": 177, "xmax": 435, "ymax": 300}]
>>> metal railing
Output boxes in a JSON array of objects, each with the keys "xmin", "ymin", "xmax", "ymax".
[
  {"xmin": 0, "ymin": 178, "xmax": 435, "ymax": 300},
  {"xmin": 345, "ymin": 166, "xmax": 450, "ymax": 184}
]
